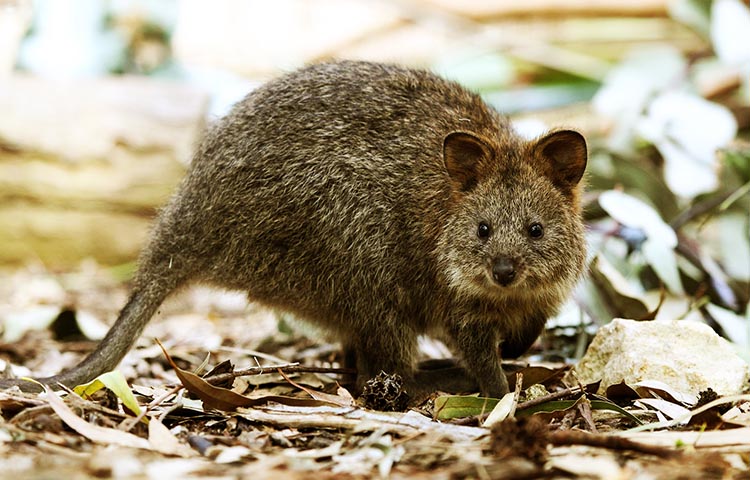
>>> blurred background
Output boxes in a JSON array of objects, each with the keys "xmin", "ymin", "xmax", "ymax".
[{"xmin": 0, "ymin": 0, "xmax": 748, "ymax": 353}]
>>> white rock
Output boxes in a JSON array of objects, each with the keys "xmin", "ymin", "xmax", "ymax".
[{"xmin": 571, "ymin": 318, "xmax": 749, "ymax": 398}]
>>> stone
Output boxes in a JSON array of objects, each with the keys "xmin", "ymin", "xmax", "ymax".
[{"xmin": 570, "ymin": 318, "xmax": 749, "ymax": 398}]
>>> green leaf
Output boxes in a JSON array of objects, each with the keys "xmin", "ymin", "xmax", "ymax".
[
  {"xmin": 590, "ymin": 398, "xmax": 644, "ymax": 425},
  {"xmin": 517, "ymin": 394, "xmax": 643, "ymax": 425},
  {"xmin": 74, "ymin": 370, "xmax": 142, "ymax": 416},
  {"xmin": 434, "ymin": 395, "xmax": 499, "ymax": 420}
]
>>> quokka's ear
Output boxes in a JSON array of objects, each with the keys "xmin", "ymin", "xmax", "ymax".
[
  {"xmin": 532, "ymin": 130, "xmax": 587, "ymax": 193},
  {"xmin": 443, "ymin": 131, "xmax": 493, "ymax": 192}
]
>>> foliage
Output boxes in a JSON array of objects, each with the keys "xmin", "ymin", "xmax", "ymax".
[{"xmin": 570, "ymin": 0, "xmax": 750, "ymax": 362}]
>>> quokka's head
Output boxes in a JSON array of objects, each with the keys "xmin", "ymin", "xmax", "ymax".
[{"xmin": 438, "ymin": 128, "xmax": 588, "ymax": 303}]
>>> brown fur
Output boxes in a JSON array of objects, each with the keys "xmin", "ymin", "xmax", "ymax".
[{"xmin": 1, "ymin": 61, "xmax": 587, "ymax": 398}]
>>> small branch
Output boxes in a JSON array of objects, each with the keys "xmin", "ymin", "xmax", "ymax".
[
  {"xmin": 241, "ymin": 404, "xmax": 486, "ymax": 442},
  {"xmin": 508, "ymin": 372, "xmax": 523, "ymax": 419},
  {"xmin": 577, "ymin": 398, "xmax": 597, "ymax": 433},
  {"xmin": 516, "ymin": 386, "xmax": 584, "ymax": 411},
  {"xmin": 121, "ymin": 384, "xmax": 183, "ymax": 433},
  {"xmin": 549, "ymin": 430, "xmax": 681, "ymax": 458},
  {"xmin": 203, "ymin": 363, "xmax": 356, "ymax": 386}
]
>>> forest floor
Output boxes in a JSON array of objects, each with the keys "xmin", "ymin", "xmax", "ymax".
[{"xmin": 0, "ymin": 265, "xmax": 748, "ymax": 479}]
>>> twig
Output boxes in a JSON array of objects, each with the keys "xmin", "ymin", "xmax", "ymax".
[
  {"xmin": 509, "ymin": 372, "xmax": 523, "ymax": 419},
  {"xmin": 516, "ymin": 386, "xmax": 584, "ymax": 411},
  {"xmin": 239, "ymin": 405, "xmax": 486, "ymax": 442},
  {"xmin": 202, "ymin": 363, "xmax": 356, "ymax": 386},
  {"xmin": 577, "ymin": 398, "xmax": 597, "ymax": 433},
  {"xmin": 549, "ymin": 430, "xmax": 680, "ymax": 458},
  {"xmin": 121, "ymin": 384, "xmax": 183, "ymax": 433}
]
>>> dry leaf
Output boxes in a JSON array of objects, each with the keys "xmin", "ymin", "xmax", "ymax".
[
  {"xmin": 635, "ymin": 398, "xmax": 692, "ymax": 424},
  {"xmin": 43, "ymin": 387, "xmax": 150, "ymax": 449},
  {"xmin": 483, "ymin": 391, "xmax": 516, "ymax": 427},
  {"xmin": 148, "ymin": 418, "xmax": 196, "ymax": 457},
  {"xmin": 157, "ymin": 340, "xmax": 345, "ymax": 411},
  {"xmin": 278, "ymin": 369, "xmax": 354, "ymax": 407},
  {"xmin": 633, "ymin": 380, "xmax": 698, "ymax": 406}
]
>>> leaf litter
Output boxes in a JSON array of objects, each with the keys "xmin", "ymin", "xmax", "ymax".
[{"xmin": 1, "ymin": 266, "xmax": 749, "ymax": 478}]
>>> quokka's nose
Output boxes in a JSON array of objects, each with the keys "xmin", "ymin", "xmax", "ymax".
[{"xmin": 492, "ymin": 257, "xmax": 517, "ymax": 286}]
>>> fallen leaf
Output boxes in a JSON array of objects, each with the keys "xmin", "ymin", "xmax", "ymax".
[
  {"xmin": 213, "ymin": 445, "xmax": 254, "ymax": 464},
  {"xmin": 43, "ymin": 387, "xmax": 150, "ymax": 449},
  {"xmin": 511, "ymin": 365, "xmax": 567, "ymax": 389},
  {"xmin": 550, "ymin": 453, "xmax": 624, "ymax": 478},
  {"xmin": 518, "ymin": 394, "xmax": 643, "ymax": 425},
  {"xmin": 605, "ymin": 381, "xmax": 640, "ymax": 401},
  {"xmin": 148, "ymin": 417, "xmax": 196, "ymax": 457},
  {"xmin": 434, "ymin": 395, "xmax": 498, "ymax": 420},
  {"xmin": 75, "ymin": 309, "xmax": 109, "ymax": 340},
  {"xmin": 635, "ymin": 398, "xmax": 692, "ymax": 424},
  {"xmin": 331, "ymin": 430, "xmax": 403, "ymax": 477},
  {"xmin": 2, "ymin": 306, "xmax": 61, "ymax": 342},
  {"xmin": 721, "ymin": 402, "xmax": 750, "ymax": 426},
  {"xmin": 633, "ymin": 379, "xmax": 698, "ymax": 406},
  {"xmin": 74, "ymin": 370, "xmax": 143, "ymax": 416},
  {"xmin": 277, "ymin": 369, "xmax": 354, "ymax": 407},
  {"xmin": 157, "ymin": 340, "xmax": 344, "ymax": 411},
  {"xmin": 482, "ymin": 391, "xmax": 516, "ymax": 427},
  {"xmin": 283, "ymin": 440, "xmax": 343, "ymax": 471}
]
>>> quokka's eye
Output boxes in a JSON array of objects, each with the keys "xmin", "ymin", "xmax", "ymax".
[
  {"xmin": 528, "ymin": 222, "xmax": 544, "ymax": 239},
  {"xmin": 477, "ymin": 221, "xmax": 491, "ymax": 239}
]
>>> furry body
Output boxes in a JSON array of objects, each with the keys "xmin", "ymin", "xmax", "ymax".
[{"xmin": 2, "ymin": 61, "xmax": 587, "ymax": 397}]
